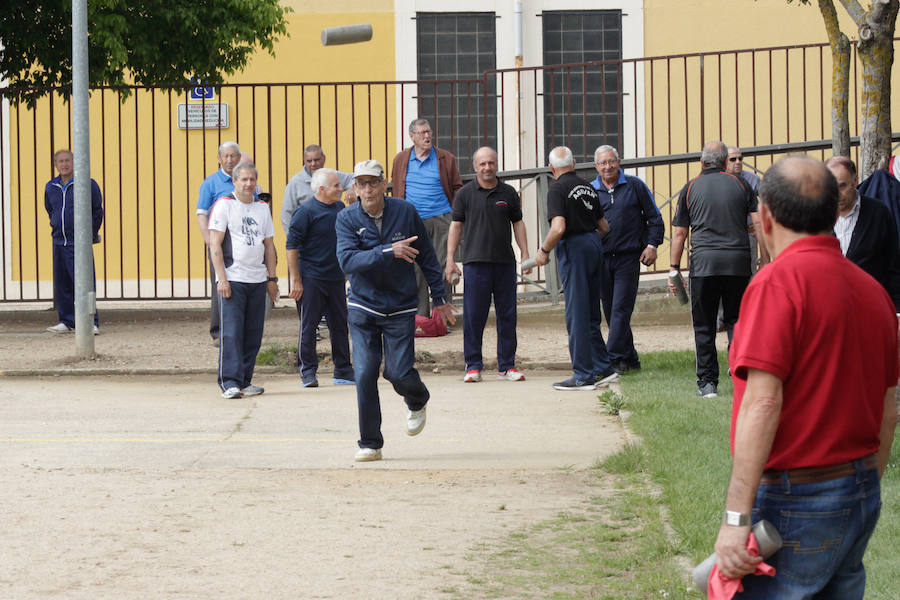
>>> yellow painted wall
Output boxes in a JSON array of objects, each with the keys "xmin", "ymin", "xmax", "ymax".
[
  {"xmin": 8, "ymin": 2, "xmax": 397, "ymax": 286},
  {"xmin": 639, "ymin": 0, "xmax": 897, "ymax": 267}
]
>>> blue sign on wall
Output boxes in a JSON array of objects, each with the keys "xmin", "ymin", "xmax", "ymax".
[{"xmin": 190, "ymin": 86, "xmax": 214, "ymax": 100}]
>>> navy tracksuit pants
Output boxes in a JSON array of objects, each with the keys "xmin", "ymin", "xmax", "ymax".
[
  {"xmin": 599, "ymin": 251, "xmax": 641, "ymax": 365},
  {"xmin": 462, "ymin": 262, "xmax": 517, "ymax": 372},
  {"xmin": 298, "ymin": 277, "xmax": 353, "ymax": 381},
  {"xmin": 217, "ymin": 281, "xmax": 266, "ymax": 391},
  {"xmin": 52, "ymin": 243, "xmax": 99, "ymax": 329},
  {"xmin": 556, "ymin": 231, "xmax": 612, "ymax": 382}
]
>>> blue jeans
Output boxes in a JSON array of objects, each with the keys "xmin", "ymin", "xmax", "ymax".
[
  {"xmin": 462, "ymin": 262, "xmax": 517, "ymax": 372},
  {"xmin": 736, "ymin": 458, "xmax": 882, "ymax": 599},
  {"xmin": 348, "ymin": 309, "xmax": 429, "ymax": 449}
]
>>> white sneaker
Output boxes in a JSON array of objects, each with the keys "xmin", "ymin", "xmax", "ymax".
[
  {"xmin": 241, "ymin": 384, "xmax": 264, "ymax": 396},
  {"xmin": 406, "ymin": 407, "xmax": 426, "ymax": 436},
  {"xmin": 46, "ymin": 323, "xmax": 73, "ymax": 334},
  {"xmin": 498, "ymin": 368, "xmax": 525, "ymax": 381},
  {"xmin": 221, "ymin": 387, "xmax": 243, "ymax": 399},
  {"xmin": 463, "ymin": 369, "xmax": 482, "ymax": 383},
  {"xmin": 92, "ymin": 325, "xmax": 100, "ymax": 336},
  {"xmin": 354, "ymin": 448, "xmax": 383, "ymax": 462}
]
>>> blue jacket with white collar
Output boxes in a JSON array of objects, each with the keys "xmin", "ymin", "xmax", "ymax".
[
  {"xmin": 44, "ymin": 176, "xmax": 104, "ymax": 246},
  {"xmin": 590, "ymin": 170, "xmax": 664, "ymax": 255},
  {"xmin": 336, "ymin": 196, "xmax": 446, "ymax": 317}
]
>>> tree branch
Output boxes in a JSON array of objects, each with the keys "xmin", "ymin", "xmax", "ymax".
[{"xmin": 839, "ymin": 0, "xmax": 868, "ymax": 26}]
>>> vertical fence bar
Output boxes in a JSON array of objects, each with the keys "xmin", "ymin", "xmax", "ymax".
[
  {"xmin": 351, "ymin": 84, "xmax": 357, "ymax": 168},
  {"xmin": 749, "ymin": 52, "xmax": 756, "ymax": 148},
  {"xmin": 734, "ymin": 52, "xmax": 740, "ymax": 146},
  {"xmin": 167, "ymin": 88, "xmax": 175, "ymax": 295},
  {"xmin": 0, "ymin": 92, "xmax": 6, "ymax": 299},
  {"xmin": 151, "ymin": 89, "xmax": 158, "ymax": 298},
  {"xmin": 785, "ymin": 48, "xmax": 791, "ymax": 143},
  {"xmin": 333, "ymin": 83, "xmax": 339, "ymax": 167},
  {"xmin": 31, "ymin": 100, "xmax": 40, "ymax": 299},
  {"xmin": 717, "ymin": 53, "xmax": 722, "ymax": 140},
  {"xmin": 134, "ymin": 91, "xmax": 141, "ymax": 298},
  {"xmin": 15, "ymin": 105, "xmax": 24, "ymax": 299}
]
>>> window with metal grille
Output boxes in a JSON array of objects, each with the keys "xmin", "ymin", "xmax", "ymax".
[
  {"xmin": 416, "ymin": 12, "xmax": 497, "ymax": 174},
  {"xmin": 542, "ymin": 10, "xmax": 622, "ymax": 164}
]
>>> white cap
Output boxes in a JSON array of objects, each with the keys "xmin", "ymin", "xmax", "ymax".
[{"xmin": 353, "ymin": 159, "xmax": 385, "ymax": 179}]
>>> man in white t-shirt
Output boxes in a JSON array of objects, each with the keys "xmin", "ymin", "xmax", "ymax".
[{"xmin": 208, "ymin": 161, "xmax": 279, "ymax": 399}]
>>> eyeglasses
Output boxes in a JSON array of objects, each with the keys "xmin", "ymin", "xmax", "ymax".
[
  {"xmin": 728, "ymin": 156, "xmax": 743, "ymax": 162},
  {"xmin": 355, "ymin": 180, "xmax": 383, "ymax": 188},
  {"xmin": 596, "ymin": 160, "xmax": 618, "ymax": 167},
  {"xmin": 413, "ymin": 129, "xmax": 432, "ymax": 136}
]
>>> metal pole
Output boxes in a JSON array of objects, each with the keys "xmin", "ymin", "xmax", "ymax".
[{"xmin": 72, "ymin": 0, "xmax": 95, "ymax": 356}]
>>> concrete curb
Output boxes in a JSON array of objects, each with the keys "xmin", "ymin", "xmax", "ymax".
[{"xmin": 0, "ymin": 360, "xmax": 576, "ymax": 378}]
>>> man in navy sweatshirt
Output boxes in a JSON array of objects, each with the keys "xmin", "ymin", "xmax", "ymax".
[
  {"xmin": 590, "ymin": 145, "xmax": 664, "ymax": 373},
  {"xmin": 286, "ymin": 168, "xmax": 354, "ymax": 388},
  {"xmin": 44, "ymin": 149, "xmax": 103, "ymax": 335},
  {"xmin": 336, "ymin": 159, "xmax": 455, "ymax": 462}
]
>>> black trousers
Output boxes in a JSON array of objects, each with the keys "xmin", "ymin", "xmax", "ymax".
[{"xmin": 689, "ymin": 275, "xmax": 749, "ymax": 385}]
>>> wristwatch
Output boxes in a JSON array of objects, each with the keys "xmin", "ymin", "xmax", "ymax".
[
  {"xmin": 724, "ymin": 510, "xmax": 750, "ymax": 527},
  {"xmin": 266, "ymin": 276, "xmax": 278, "ymax": 283}
]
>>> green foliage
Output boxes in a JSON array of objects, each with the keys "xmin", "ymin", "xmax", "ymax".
[
  {"xmin": 597, "ymin": 389, "xmax": 626, "ymax": 416},
  {"xmin": 0, "ymin": 0, "xmax": 292, "ymax": 106}
]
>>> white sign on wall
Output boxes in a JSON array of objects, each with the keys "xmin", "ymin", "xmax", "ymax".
[{"xmin": 177, "ymin": 103, "xmax": 229, "ymax": 129}]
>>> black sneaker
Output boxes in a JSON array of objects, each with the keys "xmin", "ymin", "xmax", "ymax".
[
  {"xmin": 615, "ymin": 360, "xmax": 641, "ymax": 374},
  {"xmin": 553, "ymin": 377, "xmax": 596, "ymax": 391},
  {"xmin": 697, "ymin": 382, "xmax": 718, "ymax": 398}
]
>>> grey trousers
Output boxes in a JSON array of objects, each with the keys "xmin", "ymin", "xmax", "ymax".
[{"xmin": 414, "ymin": 211, "xmax": 454, "ymax": 316}]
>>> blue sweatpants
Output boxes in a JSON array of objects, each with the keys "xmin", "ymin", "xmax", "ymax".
[
  {"xmin": 599, "ymin": 251, "xmax": 641, "ymax": 364},
  {"xmin": 462, "ymin": 262, "xmax": 518, "ymax": 372},
  {"xmin": 298, "ymin": 277, "xmax": 353, "ymax": 381},
  {"xmin": 217, "ymin": 281, "xmax": 267, "ymax": 391},
  {"xmin": 52, "ymin": 243, "xmax": 99, "ymax": 329},
  {"xmin": 556, "ymin": 232, "xmax": 612, "ymax": 381}
]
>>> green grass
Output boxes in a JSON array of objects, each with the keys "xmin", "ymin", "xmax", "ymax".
[
  {"xmin": 451, "ymin": 350, "xmax": 900, "ymax": 599},
  {"xmin": 448, "ymin": 481, "xmax": 692, "ymax": 599},
  {"xmin": 620, "ymin": 350, "xmax": 900, "ymax": 598}
]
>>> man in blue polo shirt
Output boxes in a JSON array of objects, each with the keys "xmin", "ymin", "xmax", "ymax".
[
  {"xmin": 286, "ymin": 168, "xmax": 354, "ymax": 388},
  {"xmin": 196, "ymin": 141, "xmax": 241, "ymax": 345},
  {"xmin": 390, "ymin": 118, "xmax": 463, "ymax": 316}
]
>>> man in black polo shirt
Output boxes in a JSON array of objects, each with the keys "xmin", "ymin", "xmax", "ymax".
[
  {"xmin": 669, "ymin": 140, "xmax": 761, "ymax": 398},
  {"xmin": 535, "ymin": 146, "xmax": 618, "ymax": 391},
  {"xmin": 446, "ymin": 147, "xmax": 532, "ymax": 383}
]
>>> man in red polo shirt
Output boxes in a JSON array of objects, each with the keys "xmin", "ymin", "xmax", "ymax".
[{"xmin": 714, "ymin": 156, "xmax": 898, "ymax": 598}]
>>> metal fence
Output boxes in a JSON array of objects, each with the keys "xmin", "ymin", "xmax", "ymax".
[{"xmin": 1, "ymin": 38, "xmax": 896, "ymax": 302}]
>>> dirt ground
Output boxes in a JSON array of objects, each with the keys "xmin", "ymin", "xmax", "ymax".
[
  {"xmin": 0, "ymin": 291, "xmax": 716, "ymax": 375},
  {"xmin": 0, "ymin": 294, "xmax": 722, "ymax": 598}
]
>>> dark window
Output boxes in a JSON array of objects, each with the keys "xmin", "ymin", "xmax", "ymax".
[
  {"xmin": 542, "ymin": 10, "xmax": 622, "ymax": 164},
  {"xmin": 416, "ymin": 12, "xmax": 497, "ymax": 173}
]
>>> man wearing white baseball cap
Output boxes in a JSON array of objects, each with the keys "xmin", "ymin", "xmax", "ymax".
[{"xmin": 335, "ymin": 159, "xmax": 456, "ymax": 462}]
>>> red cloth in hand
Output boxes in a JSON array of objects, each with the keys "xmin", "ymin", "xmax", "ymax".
[{"xmin": 707, "ymin": 533, "xmax": 776, "ymax": 600}]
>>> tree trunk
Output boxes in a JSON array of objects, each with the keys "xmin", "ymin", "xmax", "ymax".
[
  {"xmin": 820, "ymin": 1, "xmax": 852, "ymax": 156},
  {"xmin": 856, "ymin": 0, "xmax": 899, "ymax": 180}
]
